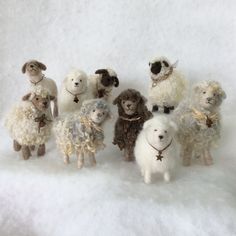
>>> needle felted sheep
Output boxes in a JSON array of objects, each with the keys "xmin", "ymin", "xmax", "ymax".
[
  {"xmin": 173, "ymin": 80, "xmax": 226, "ymax": 166},
  {"xmin": 113, "ymin": 89, "xmax": 153, "ymax": 161},
  {"xmin": 5, "ymin": 86, "xmax": 54, "ymax": 160},
  {"xmin": 88, "ymin": 68, "xmax": 119, "ymax": 100},
  {"xmin": 22, "ymin": 60, "xmax": 58, "ymax": 117},
  {"xmin": 54, "ymin": 99, "xmax": 111, "ymax": 169},
  {"xmin": 148, "ymin": 56, "xmax": 187, "ymax": 114}
]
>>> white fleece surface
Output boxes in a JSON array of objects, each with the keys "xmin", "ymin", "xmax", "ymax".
[{"xmin": 0, "ymin": 1, "xmax": 236, "ymax": 235}]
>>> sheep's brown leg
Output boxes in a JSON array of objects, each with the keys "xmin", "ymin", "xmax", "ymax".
[
  {"xmin": 53, "ymin": 98, "xmax": 58, "ymax": 118},
  {"xmin": 22, "ymin": 145, "xmax": 31, "ymax": 160},
  {"xmin": 30, "ymin": 145, "xmax": 35, "ymax": 151},
  {"xmin": 203, "ymin": 149, "xmax": 213, "ymax": 166},
  {"xmin": 89, "ymin": 153, "xmax": 96, "ymax": 166},
  {"xmin": 63, "ymin": 154, "xmax": 70, "ymax": 164},
  {"xmin": 37, "ymin": 144, "xmax": 45, "ymax": 157},
  {"xmin": 77, "ymin": 153, "xmax": 84, "ymax": 169},
  {"xmin": 181, "ymin": 144, "xmax": 192, "ymax": 166},
  {"xmin": 13, "ymin": 140, "xmax": 21, "ymax": 151}
]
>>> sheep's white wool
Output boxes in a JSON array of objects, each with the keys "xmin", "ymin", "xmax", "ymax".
[
  {"xmin": 134, "ymin": 116, "xmax": 177, "ymax": 184},
  {"xmin": 58, "ymin": 70, "xmax": 91, "ymax": 113},
  {"xmin": 5, "ymin": 101, "xmax": 52, "ymax": 146},
  {"xmin": 148, "ymin": 57, "xmax": 187, "ymax": 109}
]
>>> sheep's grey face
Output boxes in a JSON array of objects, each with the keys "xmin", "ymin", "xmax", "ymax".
[
  {"xmin": 121, "ymin": 99, "xmax": 138, "ymax": 115},
  {"xmin": 145, "ymin": 122, "xmax": 173, "ymax": 148},
  {"xmin": 31, "ymin": 95, "xmax": 50, "ymax": 112},
  {"xmin": 198, "ymin": 86, "xmax": 224, "ymax": 110},
  {"xmin": 66, "ymin": 74, "xmax": 86, "ymax": 93},
  {"xmin": 149, "ymin": 60, "xmax": 170, "ymax": 79},
  {"xmin": 90, "ymin": 107, "xmax": 108, "ymax": 124},
  {"xmin": 26, "ymin": 62, "xmax": 41, "ymax": 76}
]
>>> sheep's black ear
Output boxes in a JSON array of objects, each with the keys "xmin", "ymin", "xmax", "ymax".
[
  {"xmin": 36, "ymin": 61, "xmax": 47, "ymax": 71},
  {"xmin": 22, "ymin": 93, "xmax": 31, "ymax": 101},
  {"xmin": 95, "ymin": 69, "xmax": 108, "ymax": 75},
  {"xmin": 112, "ymin": 76, "xmax": 119, "ymax": 87},
  {"xmin": 22, "ymin": 62, "xmax": 27, "ymax": 73},
  {"xmin": 149, "ymin": 62, "xmax": 151, "ymax": 66}
]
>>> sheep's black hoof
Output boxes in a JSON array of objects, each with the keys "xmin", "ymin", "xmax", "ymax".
[{"xmin": 152, "ymin": 105, "xmax": 159, "ymax": 112}]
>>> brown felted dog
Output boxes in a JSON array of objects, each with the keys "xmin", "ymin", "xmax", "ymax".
[{"xmin": 113, "ymin": 89, "xmax": 153, "ymax": 161}]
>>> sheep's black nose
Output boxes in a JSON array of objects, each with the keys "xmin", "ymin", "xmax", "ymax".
[
  {"xmin": 43, "ymin": 102, "xmax": 48, "ymax": 106},
  {"xmin": 207, "ymin": 97, "xmax": 212, "ymax": 101},
  {"xmin": 97, "ymin": 113, "xmax": 102, "ymax": 117},
  {"xmin": 30, "ymin": 65, "xmax": 34, "ymax": 68},
  {"xmin": 75, "ymin": 82, "xmax": 79, "ymax": 85},
  {"xmin": 159, "ymin": 135, "xmax": 163, "ymax": 139}
]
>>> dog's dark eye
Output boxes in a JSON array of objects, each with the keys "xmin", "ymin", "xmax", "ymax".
[
  {"xmin": 165, "ymin": 130, "xmax": 167, "ymax": 133},
  {"xmin": 154, "ymin": 129, "xmax": 157, "ymax": 131},
  {"xmin": 36, "ymin": 97, "xmax": 39, "ymax": 100},
  {"xmin": 213, "ymin": 93, "xmax": 216, "ymax": 96},
  {"xmin": 102, "ymin": 112, "xmax": 105, "ymax": 115},
  {"xmin": 80, "ymin": 79, "xmax": 82, "ymax": 82},
  {"xmin": 203, "ymin": 91, "xmax": 206, "ymax": 94},
  {"xmin": 93, "ymin": 109, "xmax": 95, "ymax": 112}
]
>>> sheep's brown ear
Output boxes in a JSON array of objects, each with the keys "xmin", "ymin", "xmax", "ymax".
[
  {"xmin": 22, "ymin": 62, "xmax": 27, "ymax": 73},
  {"xmin": 36, "ymin": 61, "xmax": 47, "ymax": 71},
  {"xmin": 221, "ymin": 90, "xmax": 226, "ymax": 99},
  {"xmin": 22, "ymin": 93, "xmax": 31, "ymax": 101},
  {"xmin": 95, "ymin": 69, "xmax": 108, "ymax": 75},
  {"xmin": 149, "ymin": 62, "xmax": 151, "ymax": 66},
  {"xmin": 112, "ymin": 76, "xmax": 119, "ymax": 87},
  {"xmin": 113, "ymin": 95, "xmax": 120, "ymax": 105},
  {"xmin": 49, "ymin": 95, "xmax": 55, "ymax": 101}
]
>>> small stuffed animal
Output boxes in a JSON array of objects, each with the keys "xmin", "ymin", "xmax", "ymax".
[
  {"xmin": 58, "ymin": 70, "xmax": 91, "ymax": 114},
  {"xmin": 135, "ymin": 116, "xmax": 177, "ymax": 184},
  {"xmin": 173, "ymin": 80, "xmax": 226, "ymax": 166},
  {"xmin": 22, "ymin": 59, "xmax": 58, "ymax": 117},
  {"xmin": 148, "ymin": 56, "xmax": 187, "ymax": 114},
  {"xmin": 54, "ymin": 99, "xmax": 111, "ymax": 169},
  {"xmin": 89, "ymin": 68, "xmax": 119, "ymax": 100},
  {"xmin": 113, "ymin": 89, "xmax": 152, "ymax": 161},
  {"xmin": 5, "ymin": 86, "xmax": 54, "ymax": 160}
]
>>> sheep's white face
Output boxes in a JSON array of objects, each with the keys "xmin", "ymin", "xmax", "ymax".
[
  {"xmin": 144, "ymin": 120, "xmax": 175, "ymax": 149},
  {"xmin": 66, "ymin": 73, "xmax": 87, "ymax": 94},
  {"xmin": 197, "ymin": 85, "xmax": 225, "ymax": 110},
  {"xmin": 90, "ymin": 107, "xmax": 108, "ymax": 124}
]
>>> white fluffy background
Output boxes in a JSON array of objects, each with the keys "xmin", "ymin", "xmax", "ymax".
[{"xmin": 0, "ymin": 0, "xmax": 236, "ymax": 235}]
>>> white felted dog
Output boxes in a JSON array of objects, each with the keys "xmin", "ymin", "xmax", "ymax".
[
  {"xmin": 135, "ymin": 116, "xmax": 177, "ymax": 184},
  {"xmin": 58, "ymin": 70, "xmax": 90, "ymax": 114},
  {"xmin": 148, "ymin": 56, "xmax": 187, "ymax": 114}
]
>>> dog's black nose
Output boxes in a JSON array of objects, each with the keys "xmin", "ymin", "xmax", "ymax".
[
  {"xmin": 97, "ymin": 113, "xmax": 102, "ymax": 117},
  {"xmin": 75, "ymin": 82, "xmax": 79, "ymax": 86},
  {"xmin": 159, "ymin": 135, "xmax": 164, "ymax": 139},
  {"xmin": 207, "ymin": 97, "xmax": 212, "ymax": 101},
  {"xmin": 30, "ymin": 65, "xmax": 34, "ymax": 68},
  {"xmin": 127, "ymin": 104, "xmax": 131, "ymax": 108}
]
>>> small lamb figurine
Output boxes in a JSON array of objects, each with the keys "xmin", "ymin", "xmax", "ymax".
[
  {"xmin": 173, "ymin": 80, "xmax": 226, "ymax": 166},
  {"xmin": 22, "ymin": 59, "xmax": 58, "ymax": 117},
  {"xmin": 5, "ymin": 86, "xmax": 54, "ymax": 160},
  {"xmin": 148, "ymin": 56, "xmax": 187, "ymax": 114},
  {"xmin": 113, "ymin": 89, "xmax": 153, "ymax": 161},
  {"xmin": 89, "ymin": 68, "xmax": 119, "ymax": 100},
  {"xmin": 54, "ymin": 99, "xmax": 111, "ymax": 169}
]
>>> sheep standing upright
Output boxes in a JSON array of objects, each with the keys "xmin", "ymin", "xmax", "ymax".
[
  {"xmin": 174, "ymin": 81, "xmax": 226, "ymax": 166},
  {"xmin": 54, "ymin": 99, "xmax": 111, "ymax": 169},
  {"xmin": 148, "ymin": 56, "xmax": 187, "ymax": 114},
  {"xmin": 5, "ymin": 87, "xmax": 54, "ymax": 160}
]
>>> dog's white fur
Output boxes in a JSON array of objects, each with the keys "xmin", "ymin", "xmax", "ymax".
[
  {"xmin": 88, "ymin": 68, "xmax": 118, "ymax": 101},
  {"xmin": 58, "ymin": 70, "xmax": 91, "ymax": 114},
  {"xmin": 148, "ymin": 56, "xmax": 187, "ymax": 110},
  {"xmin": 135, "ymin": 116, "xmax": 177, "ymax": 184}
]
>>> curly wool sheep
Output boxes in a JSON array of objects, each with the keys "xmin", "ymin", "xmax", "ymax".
[
  {"xmin": 173, "ymin": 80, "xmax": 226, "ymax": 166},
  {"xmin": 148, "ymin": 56, "xmax": 187, "ymax": 114},
  {"xmin": 54, "ymin": 99, "xmax": 111, "ymax": 169},
  {"xmin": 5, "ymin": 86, "xmax": 54, "ymax": 160}
]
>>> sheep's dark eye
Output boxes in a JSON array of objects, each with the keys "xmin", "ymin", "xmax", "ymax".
[
  {"xmin": 102, "ymin": 112, "xmax": 105, "ymax": 115},
  {"xmin": 213, "ymin": 93, "xmax": 216, "ymax": 96},
  {"xmin": 203, "ymin": 91, "xmax": 206, "ymax": 94},
  {"xmin": 93, "ymin": 110, "xmax": 96, "ymax": 112},
  {"xmin": 154, "ymin": 129, "xmax": 157, "ymax": 131},
  {"xmin": 165, "ymin": 130, "xmax": 167, "ymax": 133},
  {"xmin": 80, "ymin": 79, "xmax": 82, "ymax": 82},
  {"xmin": 36, "ymin": 98, "xmax": 39, "ymax": 100},
  {"xmin": 72, "ymin": 79, "xmax": 74, "ymax": 81},
  {"xmin": 163, "ymin": 61, "xmax": 169, "ymax": 67}
]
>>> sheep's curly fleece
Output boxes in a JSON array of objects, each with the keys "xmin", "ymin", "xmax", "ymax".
[
  {"xmin": 173, "ymin": 81, "xmax": 224, "ymax": 153},
  {"xmin": 54, "ymin": 99, "xmax": 109, "ymax": 157},
  {"xmin": 5, "ymin": 87, "xmax": 53, "ymax": 146}
]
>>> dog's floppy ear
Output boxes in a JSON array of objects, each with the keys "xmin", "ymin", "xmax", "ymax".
[
  {"xmin": 112, "ymin": 76, "xmax": 119, "ymax": 87},
  {"xmin": 22, "ymin": 62, "xmax": 28, "ymax": 74},
  {"xmin": 22, "ymin": 93, "xmax": 32, "ymax": 101},
  {"xmin": 113, "ymin": 94, "xmax": 121, "ymax": 105},
  {"xmin": 95, "ymin": 69, "xmax": 108, "ymax": 75},
  {"xmin": 36, "ymin": 61, "xmax": 47, "ymax": 71}
]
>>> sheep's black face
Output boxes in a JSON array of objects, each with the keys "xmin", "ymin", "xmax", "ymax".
[
  {"xmin": 149, "ymin": 60, "xmax": 170, "ymax": 75},
  {"xmin": 31, "ymin": 95, "xmax": 50, "ymax": 111},
  {"xmin": 101, "ymin": 75, "xmax": 114, "ymax": 87},
  {"xmin": 95, "ymin": 69, "xmax": 119, "ymax": 88}
]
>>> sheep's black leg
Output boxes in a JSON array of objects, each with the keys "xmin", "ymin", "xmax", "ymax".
[
  {"xmin": 164, "ymin": 106, "xmax": 170, "ymax": 114},
  {"xmin": 13, "ymin": 140, "xmax": 21, "ymax": 152},
  {"xmin": 152, "ymin": 105, "xmax": 159, "ymax": 112},
  {"xmin": 37, "ymin": 144, "xmax": 45, "ymax": 157}
]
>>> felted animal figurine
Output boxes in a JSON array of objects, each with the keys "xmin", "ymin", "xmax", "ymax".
[
  {"xmin": 5, "ymin": 86, "xmax": 54, "ymax": 160},
  {"xmin": 113, "ymin": 89, "xmax": 152, "ymax": 161},
  {"xmin": 148, "ymin": 56, "xmax": 187, "ymax": 114},
  {"xmin": 135, "ymin": 116, "xmax": 178, "ymax": 184},
  {"xmin": 22, "ymin": 59, "xmax": 58, "ymax": 117},
  {"xmin": 58, "ymin": 70, "xmax": 90, "ymax": 114},
  {"xmin": 89, "ymin": 68, "xmax": 119, "ymax": 100},
  {"xmin": 54, "ymin": 99, "xmax": 111, "ymax": 169},
  {"xmin": 173, "ymin": 80, "xmax": 226, "ymax": 166}
]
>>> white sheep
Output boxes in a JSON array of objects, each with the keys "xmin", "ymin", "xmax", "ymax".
[
  {"xmin": 173, "ymin": 80, "xmax": 226, "ymax": 166},
  {"xmin": 54, "ymin": 99, "xmax": 111, "ymax": 169},
  {"xmin": 5, "ymin": 86, "xmax": 54, "ymax": 160},
  {"xmin": 148, "ymin": 56, "xmax": 187, "ymax": 114}
]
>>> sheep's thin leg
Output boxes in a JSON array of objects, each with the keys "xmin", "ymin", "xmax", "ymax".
[
  {"xmin": 13, "ymin": 140, "xmax": 21, "ymax": 152},
  {"xmin": 89, "ymin": 153, "xmax": 96, "ymax": 166},
  {"xmin": 30, "ymin": 145, "xmax": 35, "ymax": 151},
  {"xmin": 37, "ymin": 144, "xmax": 45, "ymax": 157},
  {"xmin": 77, "ymin": 153, "xmax": 84, "ymax": 169},
  {"xmin": 181, "ymin": 144, "xmax": 192, "ymax": 166},
  {"xmin": 22, "ymin": 145, "xmax": 31, "ymax": 160},
  {"xmin": 63, "ymin": 154, "xmax": 70, "ymax": 164},
  {"xmin": 203, "ymin": 148, "xmax": 213, "ymax": 166}
]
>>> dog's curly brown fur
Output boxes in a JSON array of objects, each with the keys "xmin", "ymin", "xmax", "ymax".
[{"xmin": 113, "ymin": 89, "xmax": 152, "ymax": 161}]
